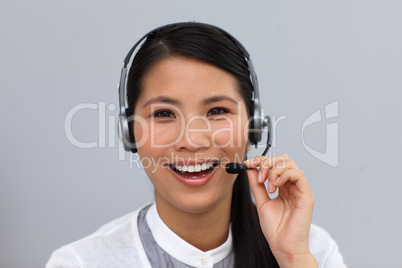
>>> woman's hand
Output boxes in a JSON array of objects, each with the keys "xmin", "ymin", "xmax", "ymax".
[{"xmin": 243, "ymin": 154, "xmax": 318, "ymax": 268}]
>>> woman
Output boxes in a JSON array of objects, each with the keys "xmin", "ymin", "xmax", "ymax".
[{"xmin": 47, "ymin": 22, "xmax": 346, "ymax": 267}]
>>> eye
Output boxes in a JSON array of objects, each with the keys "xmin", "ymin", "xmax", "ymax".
[
  {"xmin": 207, "ymin": 107, "xmax": 229, "ymax": 116},
  {"xmin": 153, "ymin": 110, "xmax": 175, "ymax": 118}
]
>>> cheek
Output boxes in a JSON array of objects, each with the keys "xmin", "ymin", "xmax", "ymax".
[
  {"xmin": 211, "ymin": 117, "xmax": 249, "ymax": 149},
  {"xmin": 153, "ymin": 124, "xmax": 184, "ymax": 146},
  {"xmin": 134, "ymin": 121, "xmax": 182, "ymax": 150},
  {"xmin": 133, "ymin": 120, "xmax": 146, "ymax": 149}
]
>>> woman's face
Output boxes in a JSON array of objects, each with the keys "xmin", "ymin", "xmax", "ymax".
[{"xmin": 133, "ymin": 56, "xmax": 250, "ymax": 214}]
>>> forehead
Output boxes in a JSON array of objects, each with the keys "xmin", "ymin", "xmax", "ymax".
[{"xmin": 139, "ymin": 56, "xmax": 244, "ymax": 103}]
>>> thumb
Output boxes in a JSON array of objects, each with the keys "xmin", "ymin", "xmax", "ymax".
[{"xmin": 246, "ymin": 168, "xmax": 271, "ymax": 210}]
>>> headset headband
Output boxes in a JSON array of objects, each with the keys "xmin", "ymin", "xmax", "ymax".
[{"xmin": 118, "ymin": 22, "xmax": 271, "ymax": 153}]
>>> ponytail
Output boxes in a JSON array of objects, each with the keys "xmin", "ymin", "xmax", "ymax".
[{"xmin": 231, "ymin": 170, "xmax": 279, "ymax": 267}]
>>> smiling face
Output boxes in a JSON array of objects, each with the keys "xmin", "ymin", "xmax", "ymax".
[{"xmin": 133, "ymin": 56, "xmax": 250, "ymax": 215}]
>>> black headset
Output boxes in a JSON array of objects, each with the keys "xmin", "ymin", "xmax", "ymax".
[{"xmin": 118, "ymin": 22, "xmax": 272, "ymax": 168}]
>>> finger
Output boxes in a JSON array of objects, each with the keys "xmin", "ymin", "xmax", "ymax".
[
  {"xmin": 266, "ymin": 165, "xmax": 286, "ymax": 193},
  {"xmin": 246, "ymin": 168, "xmax": 271, "ymax": 210},
  {"xmin": 257, "ymin": 156, "xmax": 292, "ymax": 185},
  {"xmin": 256, "ymin": 158, "xmax": 282, "ymax": 194},
  {"xmin": 257, "ymin": 157, "xmax": 272, "ymax": 183},
  {"xmin": 264, "ymin": 160, "xmax": 298, "ymax": 193},
  {"xmin": 243, "ymin": 154, "xmax": 287, "ymax": 169},
  {"xmin": 267, "ymin": 180, "xmax": 277, "ymax": 194},
  {"xmin": 274, "ymin": 169, "xmax": 312, "ymax": 195},
  {"xmin": 242, "ymin": 156, "xmax": 263, "ymax": 168}
]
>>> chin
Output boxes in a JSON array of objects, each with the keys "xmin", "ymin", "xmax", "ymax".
[{"xmin": 156, "ymin": 183, "xmax": 234, "ymax": 215}]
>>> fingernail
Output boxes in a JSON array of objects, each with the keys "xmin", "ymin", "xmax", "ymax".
[
  {"xmin": 268, "ymin": 181, "xmax": 274, "ymax": 192},
  {"xmin": 274, "ymin": 177, "xmax": 280, "ymax": 186},
  {"xmin": 257, "ymin": 171, "xmax": 263, "ymax": 182}
]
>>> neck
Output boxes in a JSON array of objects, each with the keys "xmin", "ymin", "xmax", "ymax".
[{"xmin": 154, "ymin": 191, "xmax": 232, "ymax": 252}]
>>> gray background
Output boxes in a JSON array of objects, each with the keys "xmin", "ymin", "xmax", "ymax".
[{"xmin": 1, "ymin": 0, "xmax": 401, "ymax": 267}]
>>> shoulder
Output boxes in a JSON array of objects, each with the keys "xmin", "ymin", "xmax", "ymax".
[
  {"xmin": 46, "ymin": 203, "xmax": 152, "ymax": 268},
  {"xmin": 309, "ymin": 223, "xmax": 347, "ymax": 268}
]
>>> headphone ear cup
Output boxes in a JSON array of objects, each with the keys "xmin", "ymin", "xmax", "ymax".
[
  {"xmin": 248, "ymin": 101, "xmax": 273, "ymax": 148},
  {"xmin": 265, "ymin": 116, "xmax": 272, "ymax": 148},
  {"xmin": 125, "ymin": 109, "xmax": 137, "ymax": 153},
  {"xmin": 248, "ymin": 100, "xmax": 256, "ymax": 146},
  {"xmin": 249, "ymin": 99, "xmax": 263, "ymax": 146},
  {"xmin": 118, "ymin": 107, "xmax": 137, "ymax": 153},
  {"xmin": 248, "ymin": 117, "xmax": 257, "ymax": 146}
]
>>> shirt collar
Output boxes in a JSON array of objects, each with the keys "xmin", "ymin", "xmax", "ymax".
[{"xmin": 145, "ymin": 203, "xmax": 232, "ymax": 267}]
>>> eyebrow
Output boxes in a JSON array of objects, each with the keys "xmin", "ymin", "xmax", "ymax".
[
  {"xmin": 142, "ymin": 96, "xmax": 180, "ymax": 108},
  {"xmin": 142, "ymin": 94, "xmax": 239, "ymax": 108},
  {"xmin": 202, "ymin": 95, "xmax": 239, "ymax": 105}
]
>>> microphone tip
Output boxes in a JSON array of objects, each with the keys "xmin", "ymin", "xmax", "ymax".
[{"xmin": 225, "ymin": 162, "xmax": 245, "ymax": 174}]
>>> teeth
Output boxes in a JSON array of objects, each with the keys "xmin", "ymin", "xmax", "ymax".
[
  {"xmin": 173, "ymin": 162, "xmax": 215, "ymax": 173},
  {"xmin": 201, "ymin": 163, "xmax": 206, "ymax": 170}
]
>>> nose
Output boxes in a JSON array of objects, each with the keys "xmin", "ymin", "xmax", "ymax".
[{"xmin": 173, "ymin": 115, "xmax": 211, "ymax": 152}]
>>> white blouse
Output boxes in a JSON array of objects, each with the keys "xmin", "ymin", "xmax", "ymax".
[{"xmin": 46, "ymin": 203, "xmax": 347, "ymax": 268}]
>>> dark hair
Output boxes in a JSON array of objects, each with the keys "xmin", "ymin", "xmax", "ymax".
[{"xmin": 126, "ymin": 22, "xmax": 279, "ymax": 268}]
